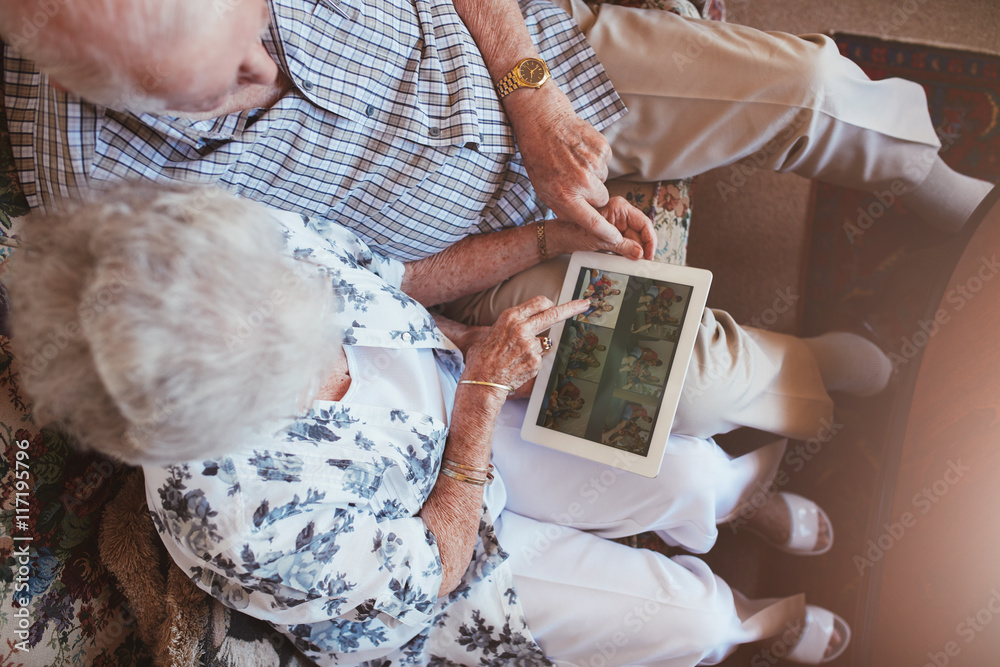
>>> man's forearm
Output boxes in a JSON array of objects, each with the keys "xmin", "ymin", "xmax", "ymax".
[
  {"xmin": 452, "ymin": 0, "xmax": 623, "ymax": 247},
  {"xmin": 451, "ymin": 0, "xmax": 539, "ymax": 80}
]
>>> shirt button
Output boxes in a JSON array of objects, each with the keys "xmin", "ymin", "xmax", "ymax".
[
  {"xmin": 301, "ymin": 80, "xmax": 315, "ymax": 92},
  {"xmin": 365, "ymin": 104, "xmax": 376, "ymax": 117},
  {"xmin": 428, "ymin": 127, "xmax": 441, "ymax": 137},
  {"xmin": 401, "ymin": 332, "xmax": 413, "ymax": 342}
]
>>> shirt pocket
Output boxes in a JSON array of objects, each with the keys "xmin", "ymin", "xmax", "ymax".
[
  {"xmin": 281, "ymin": 1, "xmax": 418, "ymax": 126},
  {"xmin": 89, "ymin": 110, "xmax": 242, "ymax": 183}
]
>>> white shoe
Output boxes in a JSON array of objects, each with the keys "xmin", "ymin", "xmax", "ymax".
[
  {"xmin": 744, "ymin": 492, "xmax": 834, "ymax": 556},
  {"xmin": 785, "ymin": 605, "xmax": 851, "ymax": 664}
]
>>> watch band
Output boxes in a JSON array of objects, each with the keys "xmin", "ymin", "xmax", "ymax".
[
  {"xmin": 496, "ymin": 58, "xmax": 550, "ymax": 99},
  {"xmin": 496, "ymin": 69, "xmax": 524, "ymax": 99}
]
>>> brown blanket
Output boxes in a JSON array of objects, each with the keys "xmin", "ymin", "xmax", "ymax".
[{"xmin": 99, "ymin": 469, "xmax": 314, "ymax": 667}]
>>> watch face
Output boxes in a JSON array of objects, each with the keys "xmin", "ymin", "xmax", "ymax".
[{"xmin": 518, "ymin": 59, "xmax": 547, "ymax": 85}]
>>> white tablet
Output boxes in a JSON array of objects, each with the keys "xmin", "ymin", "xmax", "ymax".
[{"xmin": 521, "ymin": 252, "xmax": 712, "ymax": 478}]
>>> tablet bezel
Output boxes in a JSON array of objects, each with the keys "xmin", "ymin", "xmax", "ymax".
[{"xmin": 520, "ymin": 251, "xmax": 712, "ymax": 478}]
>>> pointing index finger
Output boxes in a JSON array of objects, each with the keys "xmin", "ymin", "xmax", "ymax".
[{"xmin": 525, "ymin": 298, "xmax": 590, "ymax": 336}]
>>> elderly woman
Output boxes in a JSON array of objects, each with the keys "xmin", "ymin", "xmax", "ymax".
[{"xmin": 7, "ymin": 185, "xmax": 892, "ymax": 665}]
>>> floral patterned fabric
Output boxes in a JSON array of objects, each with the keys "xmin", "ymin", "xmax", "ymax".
[
  {"xmin": 608, "ymin": 179, "xmax": 692, "ymax": 266},
  {"xmin": 0, "ymin": 336, "xmax": 150, "ymax": 665},
  {"xmin": 145, "ymin": 211, "xmax": 550, "ymax": 667}
]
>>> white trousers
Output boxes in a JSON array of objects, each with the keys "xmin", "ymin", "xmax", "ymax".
[
  {"xmin": 492, "ymin": 402, "xmax": 805, "ymax": 666},
  {"xmin": 552, "ymin": 0, "xmax": 942, "ymax": 191}
]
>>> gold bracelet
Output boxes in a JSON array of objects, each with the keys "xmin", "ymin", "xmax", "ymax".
[
  {"xmin": 536, "ymin": 220, "xmax": 549, "ymax": 261},
  {"xmin": 443, "ymin": 458, "xmax": 494, "ymax": 474},
  {"xmin": 458, "ymin": 380, "xmax": 514, "ymax": 394},
  {"xmin": 440, "ymin": 466, "xmax": 494, "ymax": 486}
]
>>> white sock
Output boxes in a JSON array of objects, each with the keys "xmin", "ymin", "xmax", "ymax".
[
  {"xmin": 899, "ymin": 158, "xmax": 993, "ymax": 233},
  {"xmin": 803, "ymin": 332, "xmax": 892, "ymax": 397}
]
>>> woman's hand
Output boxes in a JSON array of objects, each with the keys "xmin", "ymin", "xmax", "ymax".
[
  {"xmin": 545, "ymin": 196, "xmax": 657, "ymax": 261},
  {"xmin": 462, "ymin": 295, "xmax": 589, "ymax": 395}
]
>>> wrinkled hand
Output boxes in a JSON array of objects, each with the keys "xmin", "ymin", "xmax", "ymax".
[
  {"xmin": 463, "ymin": 296, "xmax": 588, "ymax": 398},
  {"xmin": 547, "ymin": 196, "xmax": 657, "ymax": 261},
  {"xmin": 506, "ymin": 86, "xmax": 621, "ymax": 246}
]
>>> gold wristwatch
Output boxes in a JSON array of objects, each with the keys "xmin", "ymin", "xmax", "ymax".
[{"xmin": 495, "ymin": 57, "xmax": 551, "ymax": 99}]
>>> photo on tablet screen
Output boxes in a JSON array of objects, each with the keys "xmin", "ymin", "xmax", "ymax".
[
  {"xmin": 574, "ymin": 269, "xmax": 628, "ymax": 327},
  {"xmin": 615, "ymin": 338, "xmax": 675, "ymax": 398},
  {"xmin": 557, "ymin": 321, "xmax": 613, "ymax": 384},
  {"xmin": 541, "ymin": 374, "xmax": 600, "ymax": 438},
  {"xmin": 631, "ymin": 282, "xmax": 686, "ymax": 336},
  {"xmin": 601, "ymin": 393, "xmax": 659, "ymax": 456},
  {"xmin": 537, "ymin": 268, "xmax": 695, "ymax": 450}
]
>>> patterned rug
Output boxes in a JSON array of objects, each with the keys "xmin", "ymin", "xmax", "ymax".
[{"xmin": 803, "ymin": 34, "xmax": 1000, "ymax": 336}]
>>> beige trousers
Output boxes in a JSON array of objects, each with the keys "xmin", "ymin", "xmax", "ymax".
[
  {"xmin": 440, "ymin": 255, "xmax": 833, "ymax": 441},
  {"xmin": 554, "ymin": 0, "xmax": 942, "ymax": 190},
  {"xmin": 443, "ymin": 4, "xmax": 951, "ymax": 438}
]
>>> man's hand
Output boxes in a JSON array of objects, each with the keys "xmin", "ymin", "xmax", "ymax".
[
  {"xmin": 446, "ymin": 0, "xmax": 623, "ymax": 245},
  {"xmin": 545, "ymin": 196, "xmax": 657, "ymax": 261},
  {"xmin": 505, "ymin": 85, "xmax": 621, "ymax": 246}
]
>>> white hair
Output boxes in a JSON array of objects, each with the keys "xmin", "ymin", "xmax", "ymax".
[
  {"xmin": 0, "ymin": 0, "xmax": 241, "ymax": 112},
  {"xmin": 6, "ymin": 184, "xmax": 339, "ymax": 465}
]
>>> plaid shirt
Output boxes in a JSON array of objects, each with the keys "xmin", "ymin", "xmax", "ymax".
[{"xmin": 2, "ymin": 0, "xmax": 625, "ymax": 260}]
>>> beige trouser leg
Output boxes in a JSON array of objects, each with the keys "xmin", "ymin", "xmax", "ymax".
[
  {"xmin": 440, "ymin": 256, "xmax": 832, "ymax": 440},
  {"xmin": 552, "ymin": 0, "xmax": 943, "ymax": 190}
]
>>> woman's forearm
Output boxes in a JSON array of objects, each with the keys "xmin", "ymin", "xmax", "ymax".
[
  {"xmin": 430, "ymin": 312, "xmax": 488, "ymax": 357},
  {"xmin": 420, "ymin": 383, "xmax": 507, "ymax": 597}
]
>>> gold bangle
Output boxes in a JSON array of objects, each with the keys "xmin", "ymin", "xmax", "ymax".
[
  {"xmin": 440, "ymin": 466, "xmax": 494, "ymax": 486},
  {"xmin": 443, "ymin": 458, "xmax": 494, "ymax": 474},
  {"xmin": 458, "ymin": 380, "xmax": 514, "ymax": 394},
  {"xmin": 536, "ymin": 220, "xmax": 549, "ymax": 261}
]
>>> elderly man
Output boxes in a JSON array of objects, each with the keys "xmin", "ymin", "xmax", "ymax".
[{"xmin": 0, "ymin": 0, "xmax": 991, "ymax": 273}]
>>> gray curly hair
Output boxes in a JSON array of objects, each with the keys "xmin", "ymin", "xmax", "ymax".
[
  {"xmin": 6, "ymin": 184, "xmax": 339, "ymax": 465},
  {"xmin": 0, "ymin": 0, "xmax": 245, "ymax": 112}
]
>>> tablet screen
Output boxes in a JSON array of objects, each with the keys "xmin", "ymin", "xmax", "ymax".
[{"xmin": 536, "ymin": 267, "xmax": 694, "ymax": 457}]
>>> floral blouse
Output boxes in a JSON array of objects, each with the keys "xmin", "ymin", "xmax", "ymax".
[{"xmin": 143, "ymin": 212, "xmax": 552, "ymax": 666}]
